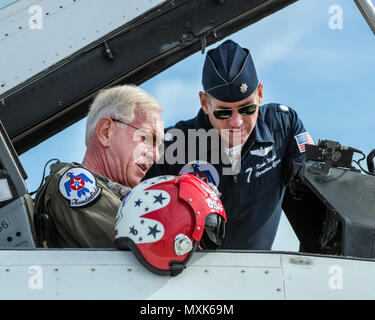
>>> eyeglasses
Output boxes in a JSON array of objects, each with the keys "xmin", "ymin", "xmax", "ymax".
[
  {"xmin": 212, "ymin": 104, "xmax": 257, "ymax": 120},
  {"xmin": 111, "ymin": 118, "xmax": 164, "ymax": 155}
]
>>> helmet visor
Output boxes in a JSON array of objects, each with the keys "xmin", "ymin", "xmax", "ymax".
[{"xmin": 200, "ymin": 213, "xmax": 225, "ymax": 250}]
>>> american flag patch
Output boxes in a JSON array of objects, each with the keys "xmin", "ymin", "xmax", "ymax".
[{"xmin": 294, "ymin": 132, "xmax": 314, "ymax": 153}]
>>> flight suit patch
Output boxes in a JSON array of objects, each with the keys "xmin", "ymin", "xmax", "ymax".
[
  {"xmin": 294, "ymin": 132, "xmax": 314, "ymax": 153},
  {"xmin": 58, "ymin": 168, "xmax": 102, "ymax": 207},
  {"xmin": 179, "ymin": 160, "xmax": 220, "ymax": 187}
]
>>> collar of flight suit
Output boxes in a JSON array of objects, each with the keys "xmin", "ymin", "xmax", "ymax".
[{"xmin": 252, "ymin": 106, "xmax": 274, "ymax": 145}]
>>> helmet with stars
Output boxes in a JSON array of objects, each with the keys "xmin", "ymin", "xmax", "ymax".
[{"xmin": 114, "ymin": 173, "xmax": 227, "ymax": 276}]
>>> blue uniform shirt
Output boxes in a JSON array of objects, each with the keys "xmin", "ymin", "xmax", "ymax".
[{"xmin": 145, "ymin": 103, "xmax": 311, "ymax": 250}]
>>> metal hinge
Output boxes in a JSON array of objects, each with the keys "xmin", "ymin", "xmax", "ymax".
[{"xmin": 103, "ymin": 41, "xmax": 114, "ymax": 60}]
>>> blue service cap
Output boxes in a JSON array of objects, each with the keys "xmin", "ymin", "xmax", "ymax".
[{"xmin": 202, "ymin": 40, "xmax": 259, "ymax": 102}]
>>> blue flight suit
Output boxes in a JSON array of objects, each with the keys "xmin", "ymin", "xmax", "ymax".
[{"xmin": 145, "ymin": 103, "xmax": 310, "ymax": 250}]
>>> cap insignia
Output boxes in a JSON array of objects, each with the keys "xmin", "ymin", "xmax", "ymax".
[{"xmin": 240, "ymin": 83, "xmax": 248, "ymax": 93}]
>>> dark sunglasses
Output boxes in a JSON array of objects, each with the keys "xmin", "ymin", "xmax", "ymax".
[
  {"xmin": 212, "ymin": 104, "xmax": 257, "ymax": 120},
  {"xmin": 111, "ymin": 118, "xmax": 164, "ymax": 155}
]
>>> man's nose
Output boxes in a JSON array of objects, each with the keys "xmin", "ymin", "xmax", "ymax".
[
  {"xmin": 142, "ymin": 146, "xmax": 156, "ymax": 165},
  {"xmin": 153, "ymin": 146, "xmax": 161, "ymax": 163},
  {"xmin": 228, "ymin": 109, "xmax": 243, "ymax": 127},
  {"xmin": 145, "ymin": 145, "xmax": 160, "ymax": 163}
]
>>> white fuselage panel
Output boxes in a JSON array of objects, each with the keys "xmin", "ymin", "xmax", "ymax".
[{"xmin": 0, "ymin": 249, "xmax": 374, "ymax": 299}]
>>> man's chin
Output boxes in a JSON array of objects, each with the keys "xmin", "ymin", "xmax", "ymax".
[
  {"xmin": 220, "ymin": 130, "xmax": 249, "ymax": 146},
  {"xmin": 130, "ymin": 171, "xmax": 149, "ymax": 187},
  {"xmin": 128, "ymin": 180, "xmax": 139, "ymax": 188}
]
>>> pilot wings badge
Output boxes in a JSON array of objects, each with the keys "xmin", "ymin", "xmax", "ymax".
[
  {"xmin": 250, "ymin": 145, "xmax": 273, "ymax": 157},
  {"xmin": 59, "ymin": 167, "xmax": 102, "ymax": 207}
]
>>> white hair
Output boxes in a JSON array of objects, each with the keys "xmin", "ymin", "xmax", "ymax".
[{"xmin": 85, "ymin": 84, "xmax": 163, "ymax": 145}]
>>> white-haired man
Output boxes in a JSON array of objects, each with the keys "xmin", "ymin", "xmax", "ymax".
[{"xmin": 34, "ymin": 85, "xmax": 164, "ymax": 248}]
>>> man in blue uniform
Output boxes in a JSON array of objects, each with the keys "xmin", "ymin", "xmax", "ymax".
[{"xmin": 145, "ymin": 39, "xmax": 313, "ymax": 250}]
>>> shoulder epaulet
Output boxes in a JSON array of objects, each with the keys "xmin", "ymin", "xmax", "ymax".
[{"xmin": 278, "ymin": 104, "xmax": 289, "ymax": 113}]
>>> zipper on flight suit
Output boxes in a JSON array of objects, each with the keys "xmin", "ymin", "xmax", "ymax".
[
  {"xmin": 231, "ymin": 140, "xmax": 255, "ymax": 218},
  {"xmin": 232, "ymin": 173, "xmax": 238, "ymax": 215},
  {"xmin": 220, "ymin": 139, "xmax": 255, "ymax": 248}
]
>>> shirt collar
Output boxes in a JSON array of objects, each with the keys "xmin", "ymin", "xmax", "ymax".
[
  {"xmin": 252, "ymin": 112, "xmax": 274, "ymax": 145},
  {"xmin": 195, "ymin": 108, "xmax": 213, "ymax": 130}
]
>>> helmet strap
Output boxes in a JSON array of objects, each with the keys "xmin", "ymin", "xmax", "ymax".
[{"xmin": 169, "ymin": 240, "xmax": 199, "ymax": 276}]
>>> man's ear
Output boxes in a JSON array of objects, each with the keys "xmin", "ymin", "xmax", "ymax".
[
  {"xmin": 96, "ymin": 118, "xmax": 114, "ymax": 147},
  {"xmin": 199, "ymin": 91, "xmax": 209, "ymax": 115},
  {"xmin": 257, "ymin": 82, "xmax": 264, "ymax": 105}
]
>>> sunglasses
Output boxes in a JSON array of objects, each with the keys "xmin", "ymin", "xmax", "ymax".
[
  {"xmin": 212, "ymin": 104, "xmax": 257, "ymax": 120},
  {"xmin": 111, "ymin": 118, "xmax": 164, "ymax": 155}
]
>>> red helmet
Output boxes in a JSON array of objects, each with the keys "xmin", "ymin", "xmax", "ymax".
[{"xmin": 115, "ymin": 174, "xmax": 227, "ymax": 276}]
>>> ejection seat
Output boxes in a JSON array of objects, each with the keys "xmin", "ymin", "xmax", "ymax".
[{"xmin": 0, "ymin": 120, "xmax": 36, "ymax": 248}]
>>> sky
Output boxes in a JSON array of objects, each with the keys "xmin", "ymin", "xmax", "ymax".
[{"xmin": 18, "ymin": 0, "xmax": 375, "ymax": 252}]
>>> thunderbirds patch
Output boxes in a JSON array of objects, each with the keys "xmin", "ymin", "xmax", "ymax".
[
  {"xmin": 179, "ymin": 160, "xmax": 220, "ymax": 187},
  {"xmin": 59, "ymin": 168, "xmax": 102, "ymax": 207}
]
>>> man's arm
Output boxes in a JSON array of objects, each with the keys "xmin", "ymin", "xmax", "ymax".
[
  {"xmin": 282, "ymin": 107, "xmax": 313, "ymax": 184},
  {"xmin": 42, "ymin": 166, "xmax": 122, "ymax": 248}
]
